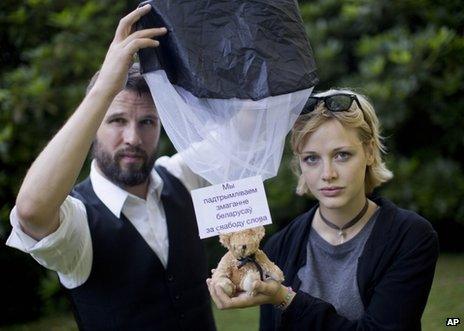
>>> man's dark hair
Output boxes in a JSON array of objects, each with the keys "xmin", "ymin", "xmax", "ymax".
[{"xmin": 86, "ymin": 62, "xmax": 150, "ymax": 96}]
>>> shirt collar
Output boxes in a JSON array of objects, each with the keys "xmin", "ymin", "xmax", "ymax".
[{"xmin": 90, "ymin": 160, "xmax": 163, "ymax": 217}]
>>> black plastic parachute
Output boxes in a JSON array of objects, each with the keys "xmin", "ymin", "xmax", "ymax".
[{"xmin": 137, "ymin": 0, "xmax": 318, "ymax": 101}]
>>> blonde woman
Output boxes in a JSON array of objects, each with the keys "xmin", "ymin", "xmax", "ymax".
[{"xmin": 207, "ymin": 89, "xmax": 439, "ymax": 330}]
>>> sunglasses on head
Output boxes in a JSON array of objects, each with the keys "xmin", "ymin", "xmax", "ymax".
[{"xmin": 301, "ymin": 93, "xmax": 364, "ymax": 114}]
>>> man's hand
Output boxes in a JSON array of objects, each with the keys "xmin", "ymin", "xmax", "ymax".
[
  {"xmin": 206, "ymin": 277, "xmax": 294, "ymax": 309},
  {"xmin": 93, "ymin": 4, "xmax": 167, "ymax": 97}
]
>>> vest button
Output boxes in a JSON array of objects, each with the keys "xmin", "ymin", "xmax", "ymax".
[
  {"xmin": 167, "ymin": 275, "xmax": 174, "ymax": 282},
  {"xmin": 175, "ymin": 294, "xmax": 180, "ymax": 300},
  {"xmin": 180, "ymin": 313, "xmax": 185, "ymax": 318}
]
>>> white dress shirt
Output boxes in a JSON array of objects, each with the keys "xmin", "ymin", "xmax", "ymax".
[{"xmin": 6, "ymin": 154, "xmax": 207, "ymax": 289}]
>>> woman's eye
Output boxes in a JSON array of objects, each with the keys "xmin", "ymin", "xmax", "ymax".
[
  {"xmin": 335, "ymin": 151, "xmax": 351, "ymax": 161},
  {"xmin": 303, "ymin": 154, "xmax": 319, "ymax": 165}
]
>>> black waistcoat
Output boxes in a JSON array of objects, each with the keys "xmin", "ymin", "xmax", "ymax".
[{"xmin": 68, "ymin": 166, "xmax": 216, "ymax": 331}]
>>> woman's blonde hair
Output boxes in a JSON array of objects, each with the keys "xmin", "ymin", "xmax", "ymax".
[{"xmin": 291, "ymin": 88, "xmax": 393, "ymax": 196}]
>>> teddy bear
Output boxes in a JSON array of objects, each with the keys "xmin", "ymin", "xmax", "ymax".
[{"xmin": 211, "ymin": 225, "xmax": 284, "ymax": 297}]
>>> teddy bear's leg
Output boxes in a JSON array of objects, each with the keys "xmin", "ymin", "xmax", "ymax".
[
  {"xmin": 241, "ymin": 270, "xmax": 261, "ymax": 296},
  {"xmin": 215, "ymin": 276, "xmax": 236, "ymax": 297},
  {"xmin": 211, "ymin": 254, "xmax": 237, "ymax": 297}
]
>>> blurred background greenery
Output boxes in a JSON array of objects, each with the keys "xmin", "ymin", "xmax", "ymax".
[{"xmin": 1, "ymin": 0, "xmax": 463, "ymax": 329}]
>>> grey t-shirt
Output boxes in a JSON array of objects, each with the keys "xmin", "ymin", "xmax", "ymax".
[{"xmin": 297, "ymin": 209, "xmax": 379, "ymax": 321}]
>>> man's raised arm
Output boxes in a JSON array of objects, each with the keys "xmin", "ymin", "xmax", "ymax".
[{"xmin": 15, "ymin": 4, "xmax": 166, "ymax": 239}]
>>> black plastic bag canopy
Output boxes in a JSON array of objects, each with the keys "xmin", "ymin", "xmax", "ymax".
[{"xmin": 137, "ymin": 0, "xmax": 318, "ymax": 100}]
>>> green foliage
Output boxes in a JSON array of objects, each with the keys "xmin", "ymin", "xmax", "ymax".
[
  {"xmin": 383, "ymin": 158, "xmax": 464, "ymax": 222},
  {"xmin": 38, "ymin": 271, "xmax": 72, "ymax": 316}
]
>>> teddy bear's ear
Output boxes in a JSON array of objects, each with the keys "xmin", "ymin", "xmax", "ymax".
[
  {"xmin": 219, "ymin": 233, "xmax": 232, "ymax": 248},
  {"xmin": 255, "ymin": 225, "xmax": 265, "ymax": 241}
]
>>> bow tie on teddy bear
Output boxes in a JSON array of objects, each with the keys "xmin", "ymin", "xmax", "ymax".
[
  {"xmin": 211, "ymin": 226, "xmax": 284, "ymax": 297},
  {"xmin": 237, "ymin": 254, "xmax": 264, "ymax": 281}
]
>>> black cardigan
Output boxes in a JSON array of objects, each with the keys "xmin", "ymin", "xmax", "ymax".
[{"xmin": 260, "ymin": 197, "xmax": 439, "ymax": 331}]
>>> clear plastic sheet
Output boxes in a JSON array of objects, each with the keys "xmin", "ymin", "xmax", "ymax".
[{"xmin": 144, "ymin": 70, "xmax": 312, "ymax": 184}]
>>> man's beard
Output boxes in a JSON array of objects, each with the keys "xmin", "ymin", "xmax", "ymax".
[{"xmin": 92, "ymin": 141, "xmax": 157, "ymax": 188}]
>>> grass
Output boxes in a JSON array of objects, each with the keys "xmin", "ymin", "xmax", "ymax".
[
  {"xmin": 212, "ymin": 306, "xmax": 259, "ymax": 331},
  {"xmin": 1, "ymin": 254, "xmax": 462, "ymax": 331},
  {"xmin": 422, "ymin": 254, "xmax": 464, "ymax": 331}
]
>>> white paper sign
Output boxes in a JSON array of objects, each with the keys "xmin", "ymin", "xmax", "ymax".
[{"xmin": 191, "ymin": 176, "xmax": 272, "ymax": 239}]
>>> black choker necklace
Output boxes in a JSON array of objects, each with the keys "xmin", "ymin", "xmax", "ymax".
[{"xmin": 319, "ymin": 199, "xmax": 369, "ymax": 237}]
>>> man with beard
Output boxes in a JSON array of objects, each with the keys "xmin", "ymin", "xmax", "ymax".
[{"xmin": 6, "ymin": 5, "xmax": 216, "ymax": 331}]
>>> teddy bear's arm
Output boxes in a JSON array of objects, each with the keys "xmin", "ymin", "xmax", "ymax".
[
  {"xmin": 212, "ymin": 252, "xmax": 234, "ymax": 279},
  {"xmin": 255, "ymin": 250, "xmax": 285, "ymax": 282}
]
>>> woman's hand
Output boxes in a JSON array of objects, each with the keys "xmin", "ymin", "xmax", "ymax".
[
  {"xmin": 93, "ymin": 4, "xmax": 167, "ymax": 97},
  {"xmin": 206, "ymin": 277, "xmax": 295, "ymax": 309}
]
